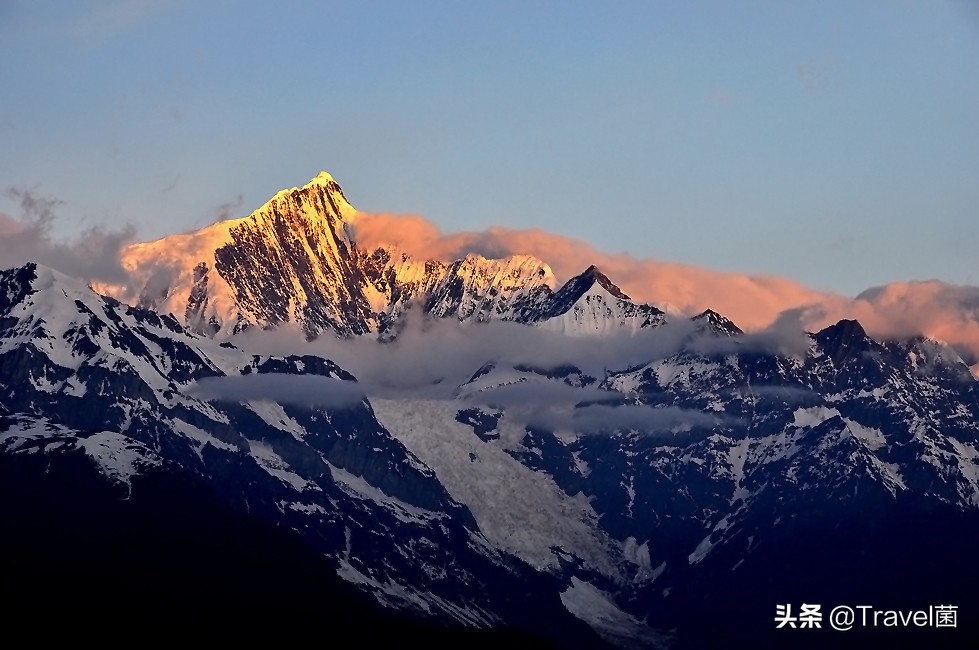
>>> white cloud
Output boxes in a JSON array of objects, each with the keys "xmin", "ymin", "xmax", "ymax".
[{"xmin": 188, "ymin": 373, "xmax": 367, "ymax": 409}]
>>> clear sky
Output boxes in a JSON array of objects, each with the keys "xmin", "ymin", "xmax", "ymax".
[{"xmin": 1, "ymin": 0, "xmax": 977, "ymax": 296}]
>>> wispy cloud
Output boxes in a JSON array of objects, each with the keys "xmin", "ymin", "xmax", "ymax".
[
  {"xmin": 188, "ymin": 373, "xmax": 367, "ymax": 409},
  {"xmin": 238, "ymin": 312, "xmax": 682, "ymax": 400},
  {"xmin": 540, "ymin": 404, "xmax": 735, "ymax": 436},
  {"xmin": 239, "ymin": 312, "xmax": 746, "ymax": 435},
  {"xmin": 465, "ymin": 382, "xmax": 621, "ymax": 410},
  {"xmin": 0, "ymin": 187, "xmax": 135, "ymax": 284},
  {"xmin": 210, "ymin": 194, "xmax": 244, "ymax": 223},
  {"xmin": 470, "ymin": 385, "xmax": 736, "ymax": 436}
]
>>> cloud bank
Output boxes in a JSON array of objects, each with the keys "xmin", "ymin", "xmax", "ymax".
[
  {"xmin": 235, "ymin": 318, "xmax": 749, "ymax": 435},
  {"xmin": 237, "ymin": 313, "xmax": 685, "ymax": 400}
]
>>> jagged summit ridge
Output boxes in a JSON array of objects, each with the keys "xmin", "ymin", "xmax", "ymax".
[{"xmin": 106, "ymin": 172, "xmax": 692, "ymax": 339}]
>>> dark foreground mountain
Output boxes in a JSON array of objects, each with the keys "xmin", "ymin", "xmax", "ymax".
[{"xmin": 0, "ymin": 263, "xmax": 603, "ymax": 647}]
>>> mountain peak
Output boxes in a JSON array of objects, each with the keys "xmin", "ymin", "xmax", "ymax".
[
  {"xmin": 815, "ymin": 319, "xmax": 873, "ymax": 367},
  {"xmin": 3, "ymin": 261, "xmax": 80, "ymax": 295},
  {"xmin": 818, "ymin": 318, "xmax": 868, "ymax": 341},
  {"xmin": 533, "ymin": 265, "xmax": 665, "ymax": 334},
  {"xmin": 577, "ymin": 265, "xmax": 629, "ymax": 300},
  {"xmin": 471, "ymin": 253, "xmax": 555, "ymax": 280},
  {"xmin": 261, "ymin": 170, "xmax": 354, "ymax": 221},
  {"xmin": 305, "ymin": 171, "xmax": 339, "ymax": 188},
  {"xmin": 691, "ymin": 309, "xmax": 742, "ymax": 336}
]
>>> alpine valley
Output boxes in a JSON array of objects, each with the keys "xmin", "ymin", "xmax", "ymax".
[{"xmin": 2, "ymin": 173, "xmax": 977, "ymax": 647}]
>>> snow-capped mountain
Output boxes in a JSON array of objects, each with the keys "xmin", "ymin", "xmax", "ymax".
[
  {"xmin": 5, "ymin": 172, "xmax": 979, "ymax": 648},
  {"xmin": 113, "ymin": 172, "xmax": 373, "ymax": 336},
  {"xmin": 104, "ymin": 173, "xmax": 667, "ymax": 339}
]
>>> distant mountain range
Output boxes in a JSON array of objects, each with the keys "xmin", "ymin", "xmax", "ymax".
[{"xmin": 3, "ymin": 173, "xmax": 977, "ymax": 647}]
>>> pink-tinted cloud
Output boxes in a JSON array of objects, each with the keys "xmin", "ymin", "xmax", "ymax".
[
  {"xmin": 352, "ymin": 211, "xmax": 834, "ymax": 328},
  {"xmin": 352, "ymin": 211, "xmax": 979, "ymax": 368},
  {"xmin": 850, "ymin": 281, "xmax": 979, "ymax": 352}
]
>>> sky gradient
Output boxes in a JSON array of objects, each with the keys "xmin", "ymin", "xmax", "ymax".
[{"xmin": 1, "ymin": 0, "xmax": 977, "ymax": 296}]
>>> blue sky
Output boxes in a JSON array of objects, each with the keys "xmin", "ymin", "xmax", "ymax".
[{"xmin": 1, "ymin": 0, "xmax": 977, "ymax": 296}]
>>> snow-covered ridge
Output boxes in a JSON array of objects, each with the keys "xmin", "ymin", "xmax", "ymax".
[{"xmin": 97, "ymin": 172, "xmax": 675, "ymax": 339}]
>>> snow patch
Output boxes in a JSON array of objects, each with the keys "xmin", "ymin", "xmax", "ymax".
[
  {"xmin": 372, "ymin": 398, "xmax": 621, "ymax": 577},
  {"xmin": 171, "ymin": 417, "xmax": 236, "ymax": 453},
  {"xmin": 246, "ymin": 438, "xmax": 312, "ymax": 491},
  {"xmin": 337, "ymin": 560, "xmax": 497, "ymax": 627},
  {"xmin": 947, "ymin": 437, "xmax": 979, "ymax": 505},
  {"xmin": 844, "ymin": 419, "xmax": 886, "ymax": 451},
  {"xmin": 285, "ymin": 501, "xmax": 327, "ymax": 515},
  {"xmin": 792, "ymin": 406, "xmax": 841, "ymax": 428},
  {"xmin": 328, "ymin": 461, "xmax": 443, "ymax": 524},
  {"xmin": 560, "ymin": 577, "xmax": 671, "ymax": 648},
  {"xmin": 247, "ymin": 401, "xmax": 308, "ymax": 439},
  {"xmin": 77, "ymin": 431, "xmax": 162, "ymax": 489}
]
